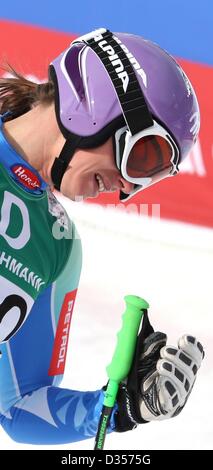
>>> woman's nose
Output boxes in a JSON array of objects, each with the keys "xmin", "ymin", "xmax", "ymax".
[{"xmin": 119, "ymin": 177, "xmax": 135, "ymax": 194}]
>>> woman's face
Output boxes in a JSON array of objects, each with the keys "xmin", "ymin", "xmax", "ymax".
[{"xmin": 60, "ymin": 137, "xmax": 134, "ymax": 201}]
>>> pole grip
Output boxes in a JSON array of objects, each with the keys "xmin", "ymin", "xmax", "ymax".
[{"xmin": 104, "ymin": 295, "xmax": 149, "ymax": 407}]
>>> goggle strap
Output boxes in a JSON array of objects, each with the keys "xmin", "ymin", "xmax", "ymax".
[
  {"xmin": 51, "ymin": 136, "xmax": 82, "ymax": 190},
  {"xmin": 77, "ymin": 29, "xmax": 154, "ymax": 135}
]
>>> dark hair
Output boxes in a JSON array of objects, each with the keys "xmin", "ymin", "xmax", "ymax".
[{"xmin": 0, "ymin": 63, "xmax": 55, "ymax": 121}]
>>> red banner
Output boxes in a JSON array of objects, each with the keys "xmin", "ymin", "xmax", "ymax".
[{"xmin": 0, "ymin": 21, "xmax": 213, "ymax": 227}]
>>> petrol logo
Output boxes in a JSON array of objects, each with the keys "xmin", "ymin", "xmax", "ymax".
[{"xmin": 48, "ymin": 289, "xmax": 77, "ymax": 376}]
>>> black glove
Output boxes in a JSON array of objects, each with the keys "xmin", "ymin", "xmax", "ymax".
[{"xmin": 114, "ymin": 311, "xmax": 204, "ymax": 432}]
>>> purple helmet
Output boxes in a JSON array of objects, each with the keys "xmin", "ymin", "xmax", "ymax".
[{"xmin": 49, "ymin": 28, "xmax": 200, "ymax": 197}]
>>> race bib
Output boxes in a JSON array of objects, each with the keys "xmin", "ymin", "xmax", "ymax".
[{"xmin": 0, "ymin": 276, "xmax": 34, "ymax": 343}]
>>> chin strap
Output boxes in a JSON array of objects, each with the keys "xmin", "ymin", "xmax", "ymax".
[{"xmin": 51, "ymin": 136, "xmax": 82, "ymax": 191}]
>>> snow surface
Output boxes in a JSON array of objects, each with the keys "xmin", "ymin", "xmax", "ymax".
[{"xmin": 1, "ymin": 199, "xmax": 213, "ymax": 450}]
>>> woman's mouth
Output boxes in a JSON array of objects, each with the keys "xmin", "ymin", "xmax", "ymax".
[{"xmin": 95, "ymin": 173, "xmax": 106, "ymax": 192}]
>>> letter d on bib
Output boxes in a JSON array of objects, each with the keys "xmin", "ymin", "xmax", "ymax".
[{"xmin": 0, "ymin": 191, "xmax": 30, "ymax": 249}]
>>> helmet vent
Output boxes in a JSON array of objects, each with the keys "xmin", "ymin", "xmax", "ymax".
[{"xmin": 64, "ymin": 45, "xmax": 85, "ymax": 100}]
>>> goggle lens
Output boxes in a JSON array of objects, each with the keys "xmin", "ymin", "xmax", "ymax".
[{"xmin": 126, "ymin": 135, "xmax": 173, "ymax": 179}]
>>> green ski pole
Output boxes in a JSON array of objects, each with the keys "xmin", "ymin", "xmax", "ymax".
[{"xmin": 94, "ymin": 294, "xmax": 149, "ymax": 450}]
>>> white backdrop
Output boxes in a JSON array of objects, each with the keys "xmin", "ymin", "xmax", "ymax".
[{"xmin": 1, "ymin": 199, "xmax": 213, "ymax": 450}]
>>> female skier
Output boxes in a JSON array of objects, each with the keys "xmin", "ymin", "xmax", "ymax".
[{"xmin": 0, "ymin": 28, "xmax": 204, "ymax": 444}]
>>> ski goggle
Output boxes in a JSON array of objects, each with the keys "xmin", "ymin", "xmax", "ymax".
[{"xmin": 114, "ymin": 119, "xmax": 180, "ymax": 199}]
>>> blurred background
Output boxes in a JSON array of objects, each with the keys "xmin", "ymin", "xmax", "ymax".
[{"xmin": 0, "ymin": 0, "xmax": 212, "ymax": 450}]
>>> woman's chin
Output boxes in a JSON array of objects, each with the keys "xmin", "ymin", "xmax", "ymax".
[
  {"xmin": 79, "ymin": 183, "xmax": 99, "ymax": 200},
  {"xmin": 70, "ymin": 190, "xmax": 99, "ymax": 201},
  {"xmin": 62, "ymin": 178, "xmax": 99, "ymax": 201}
]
